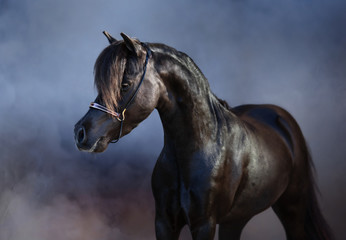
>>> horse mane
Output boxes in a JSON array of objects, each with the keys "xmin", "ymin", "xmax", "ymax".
[
  {"xmin": 215, "ymin": 96, "xmax": 232, "ymax": 111},
  {"xmin": 94, "ymin": 41, "xmax": 233, "ymax": 113},
  {"xmin": 149, "ymin": 43, "xmax": 233, "ymax": 109},
  {"xmin": 156, "ymin": 44, "xmax": 233, "ymax": 111},
  {"xmin": 94, "ymin": 42, "xmax": 127, "ymax": 111}
]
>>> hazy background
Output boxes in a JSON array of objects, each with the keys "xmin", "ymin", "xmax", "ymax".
[{"xmin": 0, "ymin": 0, "xmax": 345, "ymax": 239}]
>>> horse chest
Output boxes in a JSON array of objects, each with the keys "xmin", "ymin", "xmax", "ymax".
[
  {"xmin": 178, "ymin": 176, "xmax": 213, "ymax": 225},
  {"xmin": 153, "ymin": 145, "xmax": 234, "ymax": 225},
  {"xmin": 177, "ymin": 154, "xmax": 232, "ymax": 222}
]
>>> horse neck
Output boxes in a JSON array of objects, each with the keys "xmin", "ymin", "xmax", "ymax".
[{"xmin": 152, "ymin": 46, "xmax": 236, "ymax": 149}]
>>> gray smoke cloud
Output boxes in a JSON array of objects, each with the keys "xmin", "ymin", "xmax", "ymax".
[{"xmin": 0, "ymin": 0, "xmax": 345, "ymax": 239}]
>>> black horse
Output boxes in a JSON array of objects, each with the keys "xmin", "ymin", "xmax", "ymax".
[{"xmin": 74, "ymin": 32, "xmax": 333, "ymax": 240}]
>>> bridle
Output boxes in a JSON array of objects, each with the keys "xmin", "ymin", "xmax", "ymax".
[{"xmin": 89, "ymin": 43, "xmax": 151, "ymax": 143}]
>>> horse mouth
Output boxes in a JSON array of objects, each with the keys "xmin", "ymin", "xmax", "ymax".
[{"xmin": 77, "ymin": 137, "xmax": 109, "ymax": 153}]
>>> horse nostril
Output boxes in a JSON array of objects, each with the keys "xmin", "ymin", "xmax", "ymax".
[{"xmin": 76, "ymin": 127, "xmax": 87, "ymax": 144}]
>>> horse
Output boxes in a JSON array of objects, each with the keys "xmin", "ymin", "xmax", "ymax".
[{"xmin": 74, "ymin": 31, "xmax": 333, "ymax": 240}]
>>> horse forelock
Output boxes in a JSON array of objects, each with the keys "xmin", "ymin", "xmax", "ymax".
[{"xmin": 94, "ymin": 43, "xmax": 127, "ymax": 111}]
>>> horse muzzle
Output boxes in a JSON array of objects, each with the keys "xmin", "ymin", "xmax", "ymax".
[{"xmin": 74, "ymin": 124, "xmax": 108, "ymax": 153}]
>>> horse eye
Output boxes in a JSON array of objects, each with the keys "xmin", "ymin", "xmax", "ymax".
[{"xmin": 121, "ymin": 82, "xmax": 130, "ymax": 91}]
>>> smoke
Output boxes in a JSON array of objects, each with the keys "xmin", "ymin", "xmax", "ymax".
[{"xmin": 0, "ymin": 0, "xmax": 345, "ymax": 239}]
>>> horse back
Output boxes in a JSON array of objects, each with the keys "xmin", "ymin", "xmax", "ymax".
[{"xmin": 232, "ymin": 104, "xmax": 297, "ymax": 155}]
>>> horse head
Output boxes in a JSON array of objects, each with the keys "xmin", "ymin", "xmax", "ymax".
[{"xmin": 74, "ymin": 32, "xmax": 161, "ymax": 152}]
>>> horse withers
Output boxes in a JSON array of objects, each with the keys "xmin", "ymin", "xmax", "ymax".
[{"xmin": 74, "ymin": 32, "xmax": 333, "ymax": 240}]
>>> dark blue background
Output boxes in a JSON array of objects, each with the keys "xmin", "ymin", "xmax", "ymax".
[{"xmin": 0, "ymin": 0, "xmax": 345, "ymax": 239}]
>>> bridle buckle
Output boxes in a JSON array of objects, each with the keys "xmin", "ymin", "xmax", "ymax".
[{"xmin": 116, "ymin": 109, "xmax": 126, "ymax": 122}]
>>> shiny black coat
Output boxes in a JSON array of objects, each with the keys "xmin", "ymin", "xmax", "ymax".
[{"xmin": 74, "ymin": 33, "xmax": 333, "ymax": 240}]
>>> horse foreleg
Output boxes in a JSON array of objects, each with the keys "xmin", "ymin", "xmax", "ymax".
[
  {"xmin": 190, "ymin": 219, "xmax": 216, "ymax": 240},
  {"xmin": 155, "ymin": 209, "xmax": 185, "ymax": 240},
  {"xmin": 218, "ymin": 219, "xmax": 250, "ymax": 240},
  {"xmin": 155, "ymin": 219, "xmax": 182, "ymax": 240}
]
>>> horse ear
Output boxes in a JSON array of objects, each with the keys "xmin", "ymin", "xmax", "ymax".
[
  {"xmin": 103, "ymin": 31, "xmax": 117, "ymax": 44},
  {"xmin": 120, "ymin": 32, "xmax": 140, "ymax": 55}
]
